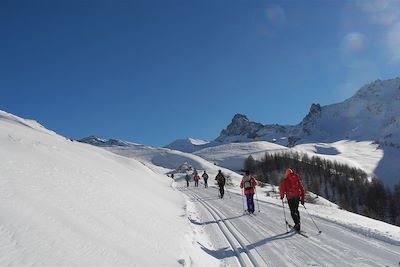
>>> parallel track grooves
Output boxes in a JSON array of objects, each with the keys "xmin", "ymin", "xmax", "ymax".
[{"xmin": 183, "ymin": 187, "xmax": 264, "ymax": 267}]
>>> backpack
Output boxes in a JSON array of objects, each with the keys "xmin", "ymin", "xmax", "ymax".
[
  {"xmin": 243, "ymin": 175, "xmax": 253, "ymax": 189},
  {"xmin": 286, "ymin": 174, "xmax": 301, "ymax": 196},
  {"xmin": 216, "ymin": 173, "xmax": 225, "ymax": 185}
]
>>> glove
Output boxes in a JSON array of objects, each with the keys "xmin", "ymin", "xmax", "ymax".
[
  {"xmin": 280, "ymin": 196, "xmax": 283, "ymax": 200},
  {"xmin": 301, "ymin": 200, "xmax": 305, "ymax": 205}
]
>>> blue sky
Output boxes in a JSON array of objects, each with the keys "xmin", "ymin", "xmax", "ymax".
[{"xmin": 1, "ymin": 0, "xmax": 399, "ymax": 147}]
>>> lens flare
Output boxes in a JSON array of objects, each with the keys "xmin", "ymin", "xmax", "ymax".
[
  {"xmin": 342, "ymin": 33, "xmax": 365, "ymax": 54},
  {"xmin": 356, "ymin": 0, "xmax": 390, "ymax": 13},
  {"xmin": 265, "ymin": 5, "xmax": 286, "ymax": 26},
  {"xmin": 356, "ymin": 0, "xmax": 400, "ymax": 25},
  {"xmin": 387, "ymin": 22, "xmax": 400, "ymax": 63}
]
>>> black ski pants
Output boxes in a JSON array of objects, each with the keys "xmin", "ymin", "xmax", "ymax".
[
  {"xmin": 218, "ymin": 183, "xmax": 224, "ymax": 198},
  {"xmin": 288, "ymin": 196, "xmax": 301, "ymax": 225}
]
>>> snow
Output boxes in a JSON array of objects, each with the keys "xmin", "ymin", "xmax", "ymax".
[
  {"xmin": 0, "ymin": 110, "xmax": 215, "ymax": 266},
  {"xmin": 194, "ymin": 141, "xmax": 288, "ymax": 171},
  {"xmin": 190, "ymin": 139, "xmax": 397, "ymax": 186},
  {"xmin": 175, "ymin": 176, "xmax": 400, "ymax": 266},
  {"xmin": 164, "ymin": 138, "xmax": 211, "ymax": 153},
  {"xmin": 1, "ymin": 109, "xmax": 400, "ymax": 266},
  {"xmin": 293, "ymin": 140, "xmax": 384, "ymax": 179},
  {"xmin": 87, "ymin": 136, "xmax": 400, "ymax": 245}
]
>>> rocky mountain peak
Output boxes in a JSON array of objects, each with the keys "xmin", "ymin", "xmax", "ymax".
[
  {"xmin": 215, "ymin": 114, "xmax": 264, "ymax": 142},
  {"xmin": 232, "ymin": 113, "xmax": 249, "ymax": 123},
  {"xmin": 79, "ymin": 136, "xmax": 129, "ymax": 147},
  {"xmin": 309, "ymin": 103, "xmax": 322, "ymax": 114}
]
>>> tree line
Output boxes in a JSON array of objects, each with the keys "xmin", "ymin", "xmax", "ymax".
[{"xmin": 244, "ymin": 151, "xmax": 400, "ymax": 226}]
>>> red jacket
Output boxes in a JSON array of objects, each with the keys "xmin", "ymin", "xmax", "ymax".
[
  {"xmin": 280, "ymin": 173, "xmax": 305, "ymax": 202},
  {"xmin": 240, "ymin": 175, "xmax": 257, "ymax": 195}
]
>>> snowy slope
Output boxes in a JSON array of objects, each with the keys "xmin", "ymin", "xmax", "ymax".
[
  {"xmin": 164, "ymin": 138, "xmax": 211, "ymax": 153},
  {"xmin": 4, "ymin": 108, "xmax": 399, "ymax": 266},
  {"xmin": 193, "ymin": 141, "xmax": 288, "ymax": 171},
  {"xmin": 296, "ymin": 78, "xmax": 400, "ymax": 146},
  {"xmin": 0, "ymin": 110, "xmax": 217, "ymax": 266},
  {"xmin": 80, "ymin": 136, "xmax": 243, "ymax": 183},
  {"xmin": 80, "ymin": 135, "xmax": 400, "ymax": 247},
  {"xmin": 191, "ymin": 140, "xmax": 390, "ymax": 184}
]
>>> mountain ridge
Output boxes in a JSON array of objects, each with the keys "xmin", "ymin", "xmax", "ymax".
[{"xmin": 213, "ymin": 78, "xmax": 400, "ymax": 148}]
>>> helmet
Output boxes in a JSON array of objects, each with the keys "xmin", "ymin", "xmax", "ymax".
[{"xmin": 285, "ymin": 168, "xmax": 293, "ymax": 177}]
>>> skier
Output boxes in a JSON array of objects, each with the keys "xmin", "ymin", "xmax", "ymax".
[
  {"xmin": 215, "ymin": 170, "xmax": 226, "ymax": 198},
  {"xmin": 194, "ymin": 172, "xmax": 200, "ymax": 187},
  {"xmin": 280, "ymin": 168, "xmax": 305, "ymax": 232},
  {"xmin": 240, "ymin": 170, "xmax": 257, "ymax": 214},
  {"xmin": 202, "ymin": 170, "xmax": 209, "ymax": 188},
  {"xmin": 185, "ymin": 173, "xmax": 190, "ymax": 187}
]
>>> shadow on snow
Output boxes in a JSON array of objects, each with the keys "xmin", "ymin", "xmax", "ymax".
[{"xmin": 197, "ymin": 231, "xmax": 295, "ymax": 260}]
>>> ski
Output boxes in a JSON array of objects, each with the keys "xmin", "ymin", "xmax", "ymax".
[
  {"xmin": 286, "ymin": 222, "xmax": 308, "ymax": 238},
  {"xmin": 295, "ymin": 230, "xmax": 308, "ymax": 238},
  {"xmin": 243, "ymin": 210, "xmax": 255, "ymax": 215}
]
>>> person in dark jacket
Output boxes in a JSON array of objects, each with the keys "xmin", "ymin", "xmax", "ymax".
[
  {"xmin": 202, "ymin": 171, "xmax": 209, "ymax": 188},
  {"xmin": 215, "ymin": 170, "xmax": 226, "ymax": 198},
  {"xmin": 185, "ymin": 173, "xmax": 190, "ymax": 187}
]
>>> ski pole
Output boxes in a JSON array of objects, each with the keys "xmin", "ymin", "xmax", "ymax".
[
  {"xmin": 255, "ymin": 187, "xmax": 260, "ymax": 213},
  {"xmin": 302, "ymin": 204, "xmax": 322, "ymax": 234},
  {"xmin": 241, "ymin": 188, "xmax": 246, "ymax": 214},
  {"xmin": 282, "ymin": 199, "xmax": 289, "ymax": 233}
]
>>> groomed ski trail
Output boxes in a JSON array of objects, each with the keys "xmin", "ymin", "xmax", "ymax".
[
  {"xmin": 178, "ymin": 182, "xmax": 400, "ymax": 267},
  {"xmin": 180, "ymin": 186, "xmax": 265, "ymax": 267}
]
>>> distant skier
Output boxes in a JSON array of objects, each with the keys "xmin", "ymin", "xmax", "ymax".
[
  {"xmin": 171, "ymin": 173, "xmax": 174, "ymax": 179},
  {"xmin": 240, "ymin": 170, "xmax": 257, "ymax": 214},
  {"xmin": 194, "ymin": 172, "xmax": 200, "ymax": 187},
  {"xmin": 185, "ymin": 173, "xmax": 190, "ymax": 187},
  {"xmin": 215, "ymin": 170, "xmax": 226, "ymax": 198},
  {"xmin": 202, "ymin": 170, "xmax": 209, "ymax": 188},
  {"xmin": 280, "ymin": 168, "xmax": 305, "ymax": 232}
]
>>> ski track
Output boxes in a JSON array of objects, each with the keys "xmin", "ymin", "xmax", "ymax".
[
  {"xmin": 179, "ymin": 181, "xmax": 400, "ymax": 267},
  {"xmin": 179, "ymin": 186, "xmax": 260, "ymax": 267}
]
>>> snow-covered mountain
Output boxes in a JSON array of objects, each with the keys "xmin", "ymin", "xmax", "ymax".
[
  {"xmin": 215, "ymin": 113, "xmax": 294, "ymax": 145},
  {"xmin": 79, "ymin": 135, "xmax": 242, "ymax": 181},
  {"xmin": 215, "ymin": 78, "xmax": 400, "ymax": 147},
  {"xmin": 3, "ymin": 110, "xmax": 400, "ymax": 266},
  {"xmin": 165, "ymin": 77, "xmax": 400, "ymax": 187},
  {"xmin": 79, "ymin": 135, "xmax": 130, "ymax": 147},
  {"xmin": 164, "ymin": 138, "xmax": 211, "ymax": 153}
]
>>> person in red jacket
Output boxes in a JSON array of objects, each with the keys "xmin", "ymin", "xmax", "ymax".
[
  {"xmin": 240, "ymin": 170, "xmax": 257, "ymax": 214},
  {"xmin": 280, "ymin": 168, "xmax": 305, "ymax": 231},
  {"xmin": 194, "ymin": 173, "xmax": 200, "ymax": 187}
]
